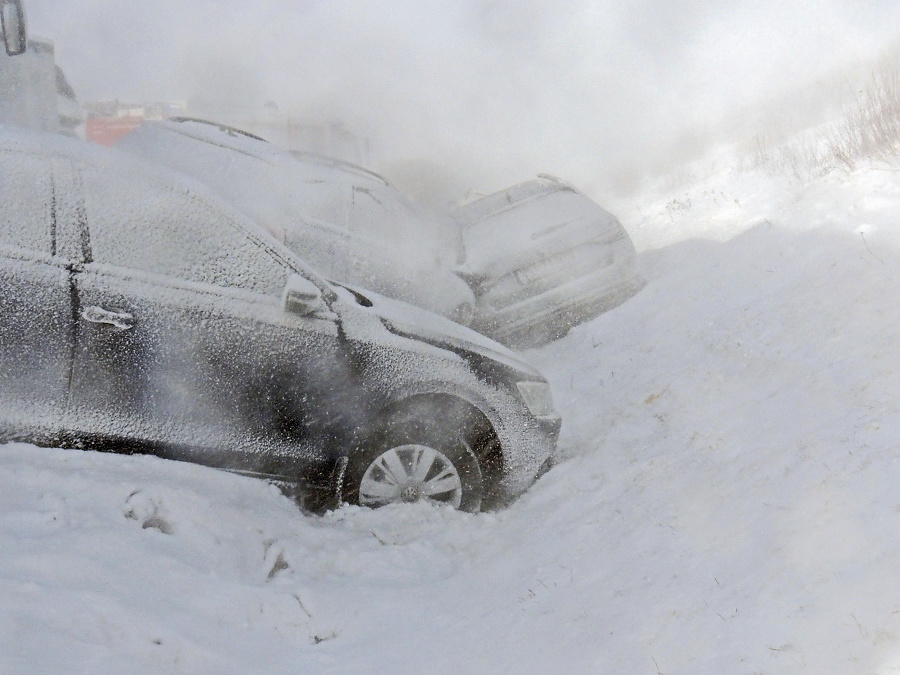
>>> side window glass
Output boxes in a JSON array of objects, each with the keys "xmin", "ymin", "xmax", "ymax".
[
  {"xmin": 345, "ymin": 183, "xmax": 440, "ymax": 255},
  {"xmin": 291, "ymin": 179, "xmax": 349, "ymax": 229},
  {"xmin": 0, "ymin": 150, "xmax": 53, "ymax": 253},
  {"xmin": 82, "ymin": 166, "xmax": 287, "ymax": 296}
]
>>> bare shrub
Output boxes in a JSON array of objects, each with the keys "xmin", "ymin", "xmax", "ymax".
[{"xmin": 743, "ymin": 65, "xmax": 900, "ymax": 180}]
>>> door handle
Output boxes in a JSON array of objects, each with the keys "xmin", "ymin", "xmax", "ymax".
[{"xmin": 80, "ymin": 306, "xmax": 135, "ymax": 330}]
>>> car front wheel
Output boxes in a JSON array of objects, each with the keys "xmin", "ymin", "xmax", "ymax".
[{"xmin": 346, "ymin": 422, "xmax": 484, "ymax": 512}]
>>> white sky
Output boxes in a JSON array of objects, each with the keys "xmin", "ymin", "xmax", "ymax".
[{"xmin": 25, "ymin": 0, "xmax": 900, "ymax": 196}]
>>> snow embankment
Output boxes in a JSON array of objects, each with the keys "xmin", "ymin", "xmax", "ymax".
[{"xmin": 4, "ymin": 161, "xmax": 900, "ymax": 673}]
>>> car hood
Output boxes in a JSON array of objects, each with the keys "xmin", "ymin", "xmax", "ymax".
[{"xmin": 336, "ymin": 284, "xmax": 545, "ymax": 380}]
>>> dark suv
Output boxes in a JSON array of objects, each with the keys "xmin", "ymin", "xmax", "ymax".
[{"xmin": 0, "ymin": 129, "xmax": 560, "ymax": 511}]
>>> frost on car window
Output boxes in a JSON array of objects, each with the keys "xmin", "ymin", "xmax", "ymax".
[
  {"xmin": 346, "ymin": 183, "xmax": 423, "ymax": 239},
  {"xmin": 81, "ymin": 166, "xmax": 287, "ymax": 296},
  {"xmin": 0, "ymin": 150, "xmax": 53, "ymax": 253},
  {"xmin": 288, "ymin": 176, "xmax": 348, "ymax": 227}
]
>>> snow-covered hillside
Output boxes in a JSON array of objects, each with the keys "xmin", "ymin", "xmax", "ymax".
[{"xmin": 4, "ymin": 156, "xmax": 900, "ymax": 674}]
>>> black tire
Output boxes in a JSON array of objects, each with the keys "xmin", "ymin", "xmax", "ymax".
[{"xmin": 345, "ymin": 415, "xmax": 484, "ymax": 513}]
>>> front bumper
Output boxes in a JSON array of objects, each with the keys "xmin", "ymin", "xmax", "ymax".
[{"xmin": 489, "ymin": 407, "xmax": 561, "ymax": 505}]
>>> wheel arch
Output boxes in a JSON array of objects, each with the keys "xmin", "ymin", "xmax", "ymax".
[{"xmin": 375, "ymin": 393, "xmax": 506, "ymax": 509}]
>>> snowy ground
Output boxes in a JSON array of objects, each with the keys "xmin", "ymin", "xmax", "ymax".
[{"xmin": 4, "ymin": 154, "xmax": 900, "ymax": 674}]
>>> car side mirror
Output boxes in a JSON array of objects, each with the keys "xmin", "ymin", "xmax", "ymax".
[
  {"xmin": 1, "ymin": 0, "xmax": 26, "ymax": 56},
  {"xmin": 282, "ymin": 273, "xmax": 323, "ymax": 316}
]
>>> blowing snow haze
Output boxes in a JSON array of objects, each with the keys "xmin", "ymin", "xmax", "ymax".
[{"xmin": 25, "ymin": 0, "xmax": 900, "ymax": 198}]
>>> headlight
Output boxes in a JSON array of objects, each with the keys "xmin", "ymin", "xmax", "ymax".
[{"xmin": 516, "ymin": 381, "xmax": 556, "ymax": 417}]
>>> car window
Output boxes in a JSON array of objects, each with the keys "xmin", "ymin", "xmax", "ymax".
[
  {"xmin": 345, "ymin": 182, "xmax": 437, "ymax": 245},
  {"xmin": 290, "ymin": 177, "xmax": 350, "ymax": 228},
  {"xmin": 0, "ymin": 150, "xmax": 53, "ymax": 253},
  {"xmin": 81, "ymin": 165, "xmax": 287, "ymax": 296}
]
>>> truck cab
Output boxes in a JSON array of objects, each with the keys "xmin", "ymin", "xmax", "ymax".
[{"xmin": 0, "ymin": 1, "xmax": 82, "ymax": 136}]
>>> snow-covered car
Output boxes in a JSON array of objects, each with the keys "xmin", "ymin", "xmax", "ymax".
[
  {"xmin": 116, "ymin": 118, "xmax": 642, "ymax": 349},
  {"xmin": 0, "ymin": 128, "xmax": 561, "ymax": 512},
  {"xmin": 114, "ymin": 117, "xmax": 477, "ymax": 326},
  {"xmin": 455, "ymin": 176, "xmax": 644, "ymax": 348}
]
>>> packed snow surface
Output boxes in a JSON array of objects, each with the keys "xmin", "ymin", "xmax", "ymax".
[{"xmin": 4, "ymin": 156, "xmax": 900, "ymax": 673}]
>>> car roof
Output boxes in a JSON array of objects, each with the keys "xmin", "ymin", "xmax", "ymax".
[
  {"xmin": 0, "ymin": 126, "xmax": 335, "ymax": 288},
  {"xmin": 122, "ymin": 117, "xmax": 395, "ymax": 190},
  {"xmin": 146, "ymin": 117, "xmax": 276, "ymax": 159},
  {"xmin": 454, "ymin": 175, "xmax": 577, "ymax": 228},
  {"xmin": 288, "ymin": 149, "xmax": 390, "ymax": 186}
]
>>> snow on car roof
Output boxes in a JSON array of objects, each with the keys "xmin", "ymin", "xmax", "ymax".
[
  {"xmin": 454, "ymin": 175, "xmax": 577, "ymax": 228},
  {"xmin": 288, "ymin": 150, "xmax": 390, "ymax": 186}
]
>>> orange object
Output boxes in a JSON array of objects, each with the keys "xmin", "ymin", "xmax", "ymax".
[{"xmin": 85, "ymin": 116, "xmax": 144, "ymax": 146}]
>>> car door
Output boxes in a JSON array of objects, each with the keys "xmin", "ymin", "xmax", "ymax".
[
  {"xmin": 0, "ymin": 146, "xmax": 75, "ymax": 440},
  {"xmin": 65, "ymin": 159, "xmax": 345, "ymax": 477}
]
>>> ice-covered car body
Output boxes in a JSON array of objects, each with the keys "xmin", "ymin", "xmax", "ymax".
[
  {"xmin": 114, "ymin": 118, "xmax": 476, "ymax": 325},
  {"xmin": 454, "ymin": 176, "xmax": 644, "ymax": 348},
  {"xmin": 117, "ymin": 119, "xmax": 642, "ymax": 349},
  {"xmin": 0, "ymin": 128, "xmax": 560, "ymax": 511}
]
